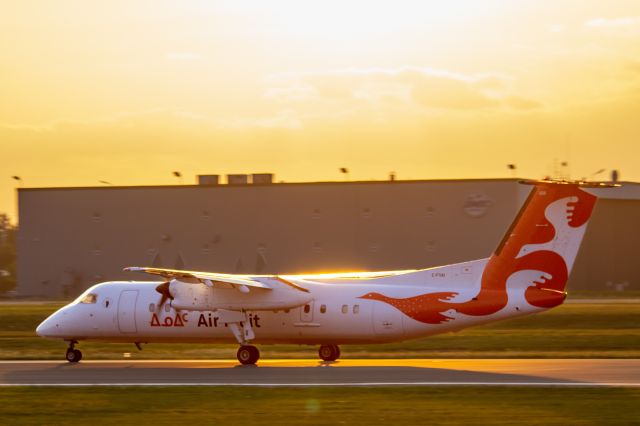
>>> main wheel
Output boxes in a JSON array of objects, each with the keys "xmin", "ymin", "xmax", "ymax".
[
  {"xmin": 318, "ymin": 344, "xmax": 340, "ymax": 361},
  {"xmin": 66, "ymin": 348, "xmax": 82, "ymax": 363},
  {"xmin": 237, "ymin": 345, "xmax": 260, "ymax": 365}
]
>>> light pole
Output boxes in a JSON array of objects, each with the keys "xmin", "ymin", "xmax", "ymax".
[
  {"xmin": 611, "ymin": 170, "xmax": 619, "ymax": 184},
  {"xmin": 339, "ymin": 168, "xmax": 349, "ymax": 181},
  {"xmin": 581, "ymin": 169, "xmax": 605, "ymax": 182},
  {"xmin": 11, "ymin": 176, "xmax": 22, "ymax": 225},
  {"xmin": 590, "ymin": 169, "xmax": 605, "ymax": 180},
  {"xmin": 560, "ymin": 161, "xmax": 569, "ymax": 180}
]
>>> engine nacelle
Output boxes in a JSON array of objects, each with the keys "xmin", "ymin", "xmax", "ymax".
[{"xmin": 168, "ymin": 277, "xmax": 313, "ymax": 311}]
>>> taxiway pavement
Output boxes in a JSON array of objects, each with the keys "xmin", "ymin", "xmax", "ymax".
[{"xmin": 1, "ymin": 359, "xmax": 638, "ymax": 386}]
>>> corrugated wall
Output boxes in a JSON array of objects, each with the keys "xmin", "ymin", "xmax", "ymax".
[
  {"xmin": 17, "ymin": 180, "xmax": 638, "ymax": 297},
  {"xmin": 17, "ymin": 180, "xmax": 519, "ymax": 297}
]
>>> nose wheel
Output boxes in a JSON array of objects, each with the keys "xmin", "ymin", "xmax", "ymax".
[
  {"xmin": 319, "ymin": 344, "xmax": 340, "ymax": 361},
  {"xmin": 65, "ymin": 340, "xmax": 82, "ymax": 363},
  {"xmin": 237, "ymin": 345, "xmax": 260, "ymax": 365}
]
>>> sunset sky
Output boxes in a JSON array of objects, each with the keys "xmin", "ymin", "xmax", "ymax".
[{"xmin": 2, "ymin": 1, "xmax": 639, "ymax": 222}]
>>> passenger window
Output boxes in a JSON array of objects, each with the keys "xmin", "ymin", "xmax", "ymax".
[
  {"xmin": 80, "ymin": 293, "xmax": 97, "ymax": 304},
  {"xmin": 303, "ymin": 304, "xmax": 311, "ymax": 314},
  {"xmin": 104, "ymin": 299, "xmax": 110, "ymax": 308},
  {"xmin": 149, "ymin": 303, "xmax": 155, "ymax": 312},
  {"xmin": 341, "ymin": 305, "xmax": 348, "ymax": 314},
  {"xmin": 353, "ymin": 304, "xmax": 360, "ymax": 314},
  {"xmin": 164, "ymin": 303, "xmax": 171, "ymax": 313},
  {"xmin": 320, "ymin": 304, "xmax": 326, "ymax": 314}
]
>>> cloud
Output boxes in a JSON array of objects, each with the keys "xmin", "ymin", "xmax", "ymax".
[
  {"xmin": 268, "ymin": 66, "xmax": 509, "ymax": 85},
  {"xmin": 585, "ymin": 16, "xmax": 640, "ymax": 28},
  {"xmin": 548, "ymin": 24, "xmax": 565, "ymax": 33},
  {"xmin": 505, "ymin": 96, "xmax": 543, "ymax": 111},
  {"xmin": 628, "ymin": 60, "xmax": 640, "ymax": 75},
  {"xmin": 584, "ymin": 16, "xmax": 640, "ymax": 36},
  {"xmin": 264, "ymin": 83, "xmax": 318, "ymax": 102},
  {"xmin": 0, "ymin": 108, "xmax": 213, "ymax": 133},
  {"xmin": 0, "ymin": 107, "xmax": 313, "ymax": 135},
  {"xmin": 265, "ymin": 66, "xmax": 538, "ymax": 112},
  {"xmin": 220, "ymin": 110, "xmax": 303, "ymax": 129},
  {"xmin": 165, "ymin": 52, "xmax": 203, "ymax": 61},
  {"xmin": 404, "ymin": 71, "xmax": 500, "ymax": 110},
  {"xmin": 0, "ymin": 66, "xmax": 542, "ymax": 136}
]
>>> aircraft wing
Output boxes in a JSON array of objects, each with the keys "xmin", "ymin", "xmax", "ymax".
[{"xmin": 123, "ymin": 267, "xmax": 272, "ymax": 290}]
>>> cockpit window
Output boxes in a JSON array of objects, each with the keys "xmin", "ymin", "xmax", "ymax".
[{"xmin": 79, "ymin": 293, "xmax": 98, "ymax": 304}]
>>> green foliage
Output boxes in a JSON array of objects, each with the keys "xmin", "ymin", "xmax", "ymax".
[{"xmin": 0, "ymin": 213, "xmax": 17, "ymax": 294}]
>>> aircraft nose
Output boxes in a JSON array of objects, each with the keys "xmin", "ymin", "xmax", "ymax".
[{"xmin": 36, "ymin": 314, "xmax": 61, "ymax": 337}]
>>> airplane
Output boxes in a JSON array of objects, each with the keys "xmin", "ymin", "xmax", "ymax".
[{"xmin": 36, "ymin": 179, "xmax": 615, "ymax": 365}]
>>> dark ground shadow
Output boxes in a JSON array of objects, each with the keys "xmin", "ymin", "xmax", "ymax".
[{"xmin": 1, "ymin": 361, "xmax": 580, "ymax": 385}]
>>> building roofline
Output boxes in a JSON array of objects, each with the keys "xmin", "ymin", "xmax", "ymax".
[{"xmin": 17, "ymin": 177, "xmax": 527, "ymax": 192}]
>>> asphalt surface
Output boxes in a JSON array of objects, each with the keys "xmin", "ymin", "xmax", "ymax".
[{"xmin": 1, "ymin": 359, "xmax": 638, "ymax": 386}]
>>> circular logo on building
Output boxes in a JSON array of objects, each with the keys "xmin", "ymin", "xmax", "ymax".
[{"xmin": 463, "ymin": 193, "xmax": 493, "ymax": 217}]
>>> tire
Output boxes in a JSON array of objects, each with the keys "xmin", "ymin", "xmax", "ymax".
[
  {"xmin": 66, "ymin": 349, "xmax": 82, "ymax": 363},
  {"xmin": 237, "ymin": 345, "xmax": 259, "ymax": 365},
  {"xmin": 331, "ymin": 344, "xmax": 341, "ymax": 360},
  {"xmin": 319, "ymin": 344, "xmax": 340, "ymax": 361}
]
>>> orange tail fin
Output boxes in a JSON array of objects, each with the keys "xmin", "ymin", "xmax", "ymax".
[{"xmin": 482, "ymin": 181, "xmax": 598, "ymax": 307}]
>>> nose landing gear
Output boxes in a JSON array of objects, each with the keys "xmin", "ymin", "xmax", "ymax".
[
  {"xmin": 65, "ymin": 340, "xmax": 82, "ymax": 363},
  {"xmin": 318, "ymin": 344, "xmax": 340, "ymax": 361},
  {"xmin": 237, "ymin": 345, "xmax": 260, "ymax": 365}
]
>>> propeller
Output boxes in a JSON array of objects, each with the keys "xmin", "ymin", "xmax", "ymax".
[{"xmin": 155, "ymin": 281, "xmax": 173, "ymax": 310}]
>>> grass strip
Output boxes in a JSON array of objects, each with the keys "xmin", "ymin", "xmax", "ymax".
[{"xmin": 0, "ymin": 386, "xmax": 639, "ymax": 425}]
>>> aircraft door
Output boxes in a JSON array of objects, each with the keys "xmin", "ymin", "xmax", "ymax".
[
  {"xmin": 372, "ymin": 302, "xmax": 404, "ymax": 337},
  {"xmin": 118, "ymin": 290, "xmax": 139, "ymax": 333}
]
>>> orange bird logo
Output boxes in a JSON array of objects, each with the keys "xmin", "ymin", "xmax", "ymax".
[{"xmin": 359, "ymin": 184, "xmax": 596, "ymax": 324}]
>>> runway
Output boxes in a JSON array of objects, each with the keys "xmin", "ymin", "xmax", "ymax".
[{"xmin": 1, "ymin": 359, "xmax": 638, "ymax": 387}]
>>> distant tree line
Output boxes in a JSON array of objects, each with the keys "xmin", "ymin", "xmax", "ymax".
[{"xmin": 0, "ymin": 214, "xmax": 16, "ymax": 294}]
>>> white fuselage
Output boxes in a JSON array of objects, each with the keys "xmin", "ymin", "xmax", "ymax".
[
  {"xmin": 36, "ymin": 259, "xmax": 547, "ymax": 346},
  {"xmin": 35, "ymin": 182, "xmax": 603, "ymax": 360}
]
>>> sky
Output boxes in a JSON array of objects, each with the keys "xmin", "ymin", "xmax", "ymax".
[{"xmin": 1, "ymin": 0, "xmax": 639, "ymax": 222}]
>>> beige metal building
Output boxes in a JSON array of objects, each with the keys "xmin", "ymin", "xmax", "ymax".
[{"xmin": 16, "ymin": 178, "xmax": 640, "ymax": 297}]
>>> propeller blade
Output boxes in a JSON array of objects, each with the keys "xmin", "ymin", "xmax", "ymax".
[{"xmin": 155, "ymin": 281, "xmax": 173, "ymax": 310}]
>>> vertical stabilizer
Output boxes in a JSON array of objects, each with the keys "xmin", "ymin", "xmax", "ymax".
[
  {"xmin": 482, "ymin": 180, "xmax": 598, "ymax": 307},
  {"xmin": 358, "ymin": 180, "xmax": 610, "ymax": 325}
]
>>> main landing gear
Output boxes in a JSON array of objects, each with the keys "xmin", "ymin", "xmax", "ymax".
[
  {"xmin": 237, "ymin": 345, "xmax": 260, "ymax": 365},
  {"xmin": 65, "ymin": 340, "xmax": 82, "ymax": 363},
  {"xmin": 221, "ymin": 310, "xmax": 260, "ymax": 365},
  {"xmin": 318, "ymin": 344, "xmax": 340, "ymax": 361}
]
